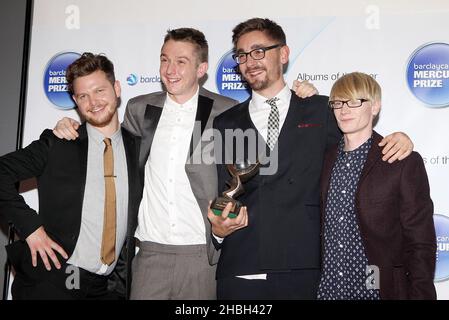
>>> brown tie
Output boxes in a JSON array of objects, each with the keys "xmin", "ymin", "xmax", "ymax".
[{"xmin": 101, "ymin": 138, "xmax": 116, "ymax": 265}]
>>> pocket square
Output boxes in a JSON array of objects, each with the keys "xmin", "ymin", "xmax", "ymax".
[{"xmin": 297, "ymin": 123, "xmax": 322, "ymax": 128}]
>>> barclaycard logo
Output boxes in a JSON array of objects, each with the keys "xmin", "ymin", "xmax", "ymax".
[
  {"xmin": 126, "ymin": 73, "xmax": 161, "ymax": 86},
  {"xmin": 406, "ymin": 42, "xmax": 449, "ymax": 108},
  {"xmin": 215, "ymin": 50, "xmax": 251, "ymax": 103},
  {"xmin": 43, "ymin": 52, "xmax": 81, "ymax": 109},
  {"xmin": 127, "ymin": 74, "xmax": 138, "ymax": 86},
  {"xmin": 434, "ymin": 214, "xmax": 449, "ymax": 282}
]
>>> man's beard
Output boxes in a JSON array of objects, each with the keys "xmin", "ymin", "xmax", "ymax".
[
  {"xmin": 244, "ymin": 66, "xmax": 268, "ymax": 91},
  {"xmin": 85, "ymin": 106, "xmax": 115, "ymax": 127},
  {"xmin": 243, "ymin": 65, "xmax": 282, "ymax": 92},
  {"xmin": 248, "ymin": 77, "xmax": 269, "ymax": 91}
]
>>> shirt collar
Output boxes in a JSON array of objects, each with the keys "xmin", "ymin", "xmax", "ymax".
[
  {"xmin": 251, "ymin": 84, "xmax": 291, "ymax": 109},
  {"xmin": 337, "ymin": 135, "xmax": 373, "ymax": 159},
  {"xmin": 165, "ymin": 86, "xmax": 199, "ymax": 113},
  {"xmin": 86, "ymin": 122, "xmax": 122, "ymax": 146}
]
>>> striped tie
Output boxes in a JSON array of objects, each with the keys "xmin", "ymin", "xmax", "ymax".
[{"xmin": 266, "ymin": 97, "xmax": 280, "ymax": 150}]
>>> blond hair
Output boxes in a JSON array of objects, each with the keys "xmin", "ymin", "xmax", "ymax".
[{"xmin": 330, "ymin": 72, "xmax": 381, "ymax": 103}]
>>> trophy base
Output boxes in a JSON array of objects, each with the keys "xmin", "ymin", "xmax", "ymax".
[{"xmin": 210, "ymin": 197, "xmax": 242, "ymax": 219}]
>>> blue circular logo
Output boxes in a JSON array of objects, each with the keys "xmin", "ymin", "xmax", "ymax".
[
  {"xmin": 43, "ymin": 52, "xmax": 81, "ymax": 109},
  {"xmin": 434, "ymin": 214, "xmax": 449, "ymax": 282},
  {"xmin": 406, "ymin": 43, "xmax": 449, "ymax": 108},
  {"xmin": 127, "ymin": 74, "xmax": 138, "ymax": 86},
  {"xmin": 215, "ymin": 50, "xmax": 251, "ymax": 103}
]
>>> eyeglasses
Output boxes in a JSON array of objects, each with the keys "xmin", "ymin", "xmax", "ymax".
[
  {"xmin": 328, "ymin": 99, "xmax": 369, "ymax": 109},
  {"xmin": 232, "ymin": 44, "xmax": 283, "ymax": 65}
]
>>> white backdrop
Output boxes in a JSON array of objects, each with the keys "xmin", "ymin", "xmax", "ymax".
[{"xmin": 19, "ymin": 0, "xmax": 449, "ymax": 299}]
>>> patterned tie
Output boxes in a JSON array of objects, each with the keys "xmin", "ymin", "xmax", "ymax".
[
  {"xmin": 101, "ymin": 138, "xmax": 116, "ymax": 265},
  {"xmin": 266, "ymin": 97, "xmax": 280, "ymax": 150}
]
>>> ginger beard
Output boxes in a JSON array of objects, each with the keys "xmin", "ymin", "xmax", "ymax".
[{"xmin": 72, "ymin": 70, "xmax": 120, "ymax": 128}]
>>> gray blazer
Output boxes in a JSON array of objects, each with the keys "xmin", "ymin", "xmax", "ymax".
[{"xmin": 122, "ymin": 87, "xmax": 237, "ymax": 264}]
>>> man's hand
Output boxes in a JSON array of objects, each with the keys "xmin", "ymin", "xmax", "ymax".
[
  {"xmin": 25, "ymin": 226, "xmax": 68, "ymax": 271},
  {"xmin": 207, "ymin": 202, "xmax": 248, "ymax": 238},
  {"xmin": 379, "ymin": 132, "xmax": 414, "ymax": 163},
  {"xmin": 292, "ymin": 80, "xmax": 318, "ymax": 98},
  {"xmin": 53, "ymin": 117, "xmax": 80, "ymax": 140}
]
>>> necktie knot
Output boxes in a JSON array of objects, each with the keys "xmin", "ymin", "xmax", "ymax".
[
  {"xmin": 266, "ymin": 97, "xmax": 280, "ymax": 108},
  {"xmin": 103, "ymin": 138, "xmax": 112, "ymax": 147}
]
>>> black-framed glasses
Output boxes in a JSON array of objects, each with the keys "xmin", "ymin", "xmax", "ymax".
[
  {"xmin": 328, "ymin": 99, "xmax": 369, "ymax": 109},
  {"xmin": 232, "ymin": 44, "xmax": 283, "ymax": 65}
]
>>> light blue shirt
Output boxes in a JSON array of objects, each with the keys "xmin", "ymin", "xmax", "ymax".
[{"xmin": 67, "ymin": 123, "xmax": 128, "ymax": 275}]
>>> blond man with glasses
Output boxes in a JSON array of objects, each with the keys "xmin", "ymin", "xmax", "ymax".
[{"xmin": 318, "ymin": 72, "xmax": 436, "ymax": 300}]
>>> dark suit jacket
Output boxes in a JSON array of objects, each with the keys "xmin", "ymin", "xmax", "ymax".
[
  {"xmin": 213, "ymin": 93, "xmax": 341, "ymax": 278},
  {"xmin": 320, "ymin": 131, "xmax": 436, "ymax": 299},
  {"xmin": 0, "ymin": 124, "xmax": 142, "ymax": 299},
  {"xmin": 122, "ymin": 87, "xmax": 237, "ymax": 265}
]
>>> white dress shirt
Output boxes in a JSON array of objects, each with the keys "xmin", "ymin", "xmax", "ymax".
[
  {"xmin": 134, "ymin": 87, "xmax": 206, "ymax": 245},
  {"xmin": 249, "ymin": 84, "xmax": 291, "ymax": 144}
]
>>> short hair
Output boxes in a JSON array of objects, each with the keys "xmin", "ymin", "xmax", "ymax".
[
  {"xmin": 232, "ymin": 18, "xmax": 286, "ymax": 49},
  {"xmin": 163, "ymin": 28, "xmax": 208, "ymax": 63},
  {"xmin": 66, "ymin": 52, "xmax": 115, "ymax": 94},
  {"xmin": 330, "ymin": 72, "xmax": 382, "ymax": 103}
]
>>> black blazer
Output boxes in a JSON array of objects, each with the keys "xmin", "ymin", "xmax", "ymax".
[
  {"xmin": 213, "ymin": 92, "xmax": 341, "ymax": 278},
  {"xmin": 0, "ymin": 124, "xmax": 142, "ymax": 299}
]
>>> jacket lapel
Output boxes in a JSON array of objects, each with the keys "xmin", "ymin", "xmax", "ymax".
[
  {"xmin": 76, "ymin": 124, "xmax": 89, "ymax": 226},
  {"xmin": 188, "ymin": 94, "xmax": 213, "ymax": 160},
  {"xmin": 357, "ymin": 131, "xmax": 383, "ymax": 189},
  {"xmin": 139, "ymin": 104, "xmax": 163, "ymax": 170},
  {"xmin": 121, "ymin": 127, "xmax": 141, "ymax": 235}
]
